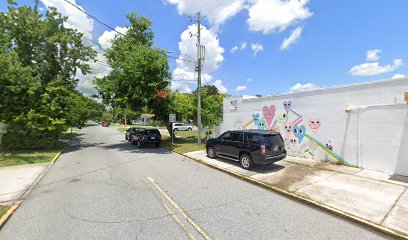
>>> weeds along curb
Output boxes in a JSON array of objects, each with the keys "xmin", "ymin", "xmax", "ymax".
[
  {"xmin": 0, "ymin": 203, "xmax": 21, "ymax": 230},
  {"xmin": 164, "ymin": 147, "xmax": 408, "ymax": 239}
]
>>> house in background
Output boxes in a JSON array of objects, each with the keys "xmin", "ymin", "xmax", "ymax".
[{"xmin": 133, "ymin": 113, "xmax": 154, "ymax": 125}]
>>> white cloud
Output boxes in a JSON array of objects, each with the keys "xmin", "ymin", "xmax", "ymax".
[
  {"xmin": 251, "ymin": 43, "xmax": 263, "ymax": 56},
  {"xmin": 235, "ymin": 85, "xmax": 247, "ymax": 91},
  {"xmin": 173, "ymin": 24, "xmax": 224, "ymax": 85},
  {"xmin": 240, "ymin": 42, "xmax": 247, "ymax": 50},
  {"xmin": 280, "ymin": 26, "xmax": 303, "ymax": 50},
  {"xmin": 171, "ymin": 81, "xmax": 192, "ymax": 93},
  {"xmin": 246, "ymin": 78, "xmax": 252, "ymax": 82},
  {"xmin": 348, "ymin": 59, "xmax": 403, "ymax": 76},
  {"xmin": 366, "ymin": 49, "xmax": 381, "ymax": 62},
  {"xmin": 40, "ymin": 0, "xmax": 110, "ymax": 97},
  {"xmin": 230, "ymin": 45, "xmax": 238, "ymax": 53},
  {"xmin": 214, "ymin": 79, "xmax": 228, "ymax": 94},
  {"xmin": 247, "ymin": 0, "xmax": 313, "ymax": 34},
  {"xmin": 98, "ymin": 26, "xmax": 128, "ymax": 50},
  {"xmin": 391, "ymin": 73, "xmax": 405, "ymax": 79},
  {"xmin": 40, "ymin": 0, "xmax": 94, "ymax": 43},
  {"xmin": 164, "ymin": 0, "xmax": 245, "ymax": 29},
  {"xmin": 290, "ymin": 83, "xmax": 319, "ymax": 93}
]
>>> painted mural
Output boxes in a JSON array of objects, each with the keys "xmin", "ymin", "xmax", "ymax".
[{"xmin": 242, "ymin": 100, "xmax": 351, "ymax": 166}]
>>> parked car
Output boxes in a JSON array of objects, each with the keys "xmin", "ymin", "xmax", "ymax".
[
  {"xmin": 173, "ymin": 122, "xmax": 193, "ymax": 132},
  {"xmin": 125, "ymin": 127, "xmax": 136, "ymax": 140},
  {"xmin": 130, "ymin": 128, "xmax": 162, "ymax": 148},
  {"xmin": 205, "ymin": 130, "xmax": 286, "ymax": 170},
  {"xmin": 102, "ymin": 122, "xmax": 110, "ymax": 127}
]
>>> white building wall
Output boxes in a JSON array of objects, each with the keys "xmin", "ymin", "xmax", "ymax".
[{"xmin": 221, "ymin": 78, "xmax": 408, "ymax": 176}]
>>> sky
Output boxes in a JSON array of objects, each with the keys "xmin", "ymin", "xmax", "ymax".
[{"xmin": 1, "ymin": 0, "xmax": 408, "ymax": 96}]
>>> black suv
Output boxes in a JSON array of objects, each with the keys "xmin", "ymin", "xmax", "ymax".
[
  {"xmin": 206, "ymin": 130, "xmax": 286, "ymax": 169},
  {"xmin": 129, "ymin": 128, "xmax": 162, "ymax": 148}
]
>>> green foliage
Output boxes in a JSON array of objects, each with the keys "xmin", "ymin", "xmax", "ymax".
[
  {"xmin": 173, "ymin": 93, "xmax": 195, "ymax": 122},
  {"xmin": 66, "ymin": 91, "xmax": 105, "ymax": 127},
  {"xmin": 192, "ymin": 85, "xmax": 223, "ymax": 129},
  {"xmin": 0, "ymin": 2, "xmax": 96, "ymax": 149},
  {"xmin": 150, "ymin": 119, "xmax": 164, "ymax": 127},
  {"xmin": 94, "ymin": 12, "xmax": 171, "ymax": 129}
]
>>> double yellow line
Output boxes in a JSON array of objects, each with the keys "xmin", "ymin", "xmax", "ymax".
[{"xmin": 147, "ymin": 177, "xmax": 212, "ymax": 240}]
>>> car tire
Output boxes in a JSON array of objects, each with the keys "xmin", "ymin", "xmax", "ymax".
[
  {"xmin": 240, "ymin": 153, "xmax": 253, "ymax": 170},
  {"xmin": 137, "ymin": 141, "xmax": 142, "ymax": 148},
  {"xmin": 173, "ymin": 128, "xmax": 178, "ymax": 133},
  {"xmin": 155, "ymin": 143, "xmax": 160, "ymax": 148},
  {"xmin": 187, "ymin": 128, "xmax": 192, "ymax": 131},
  {"xmin": 131, "ymin": 138, "xmax": 136, "ymax": 145},
  {"xmin": 207, "ymin": 146, "xmax": 216, "ymax": 159}
]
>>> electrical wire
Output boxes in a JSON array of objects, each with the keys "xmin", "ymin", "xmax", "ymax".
[{"xmin": 62, "ymin": 0, "xmax": 195, "ymax": 64}]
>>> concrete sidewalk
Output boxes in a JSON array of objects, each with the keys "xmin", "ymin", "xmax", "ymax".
[
  {"xmin": 0, "ymin": 163, "xmax": 50, "ymax": 204},
  {"xmin": 185, "ymin": 150, "xmax": 408, "ymax": 236}
]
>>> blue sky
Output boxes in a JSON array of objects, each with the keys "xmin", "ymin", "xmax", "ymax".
[{"xmin": 2, "ymin": 0, "xmax": 408, "ymax": 96}]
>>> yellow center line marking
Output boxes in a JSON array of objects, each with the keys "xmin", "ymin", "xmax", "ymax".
[
  {"xmin": 162, "ymin": 201, "xmax": 197, "ymax": 240},
  {"xmin": 147, "ymin": 177, "xmax": 212, "ymax": 240}
]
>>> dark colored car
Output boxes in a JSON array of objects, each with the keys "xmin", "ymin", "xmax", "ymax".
[
  {"xmin": 130, "ymin": 128, "xmax": 162, "ymax": 148},
  {"xmin": 206, "ymin": 130, "xmax": 286, "ymax": 169},
  {"xmin": 125, "ymin": 127, "xmax": 133, "ymax": 140},
  {"xmin": 102, "ymin": 122, "xmax": 110, "ymax": 127}
]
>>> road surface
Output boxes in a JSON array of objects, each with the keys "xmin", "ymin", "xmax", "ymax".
[{"xmin": 0, "ymin": 124, "xmax": 394, "ymax": 239}]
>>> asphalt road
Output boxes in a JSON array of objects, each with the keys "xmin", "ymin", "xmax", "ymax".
[{"xmin": 0, "ymin": 124, "xmax": 395, "ymax": 240}]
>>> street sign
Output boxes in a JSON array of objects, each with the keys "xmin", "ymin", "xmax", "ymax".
[{"xmin": 169, "ymin": 114, "xmax": 176, "ymax": 123}]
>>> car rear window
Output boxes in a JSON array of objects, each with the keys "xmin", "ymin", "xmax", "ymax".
[
  {"xmin": 245, "ymin": 133, "xmax": 262, "ymax": 144},
  {"xmin": 146, "ymin": 129, "xmax": 160, "ymax": 135},
  {"xmin": 262, "ymin": 134, "xmax": 284, "ymax": 145}
]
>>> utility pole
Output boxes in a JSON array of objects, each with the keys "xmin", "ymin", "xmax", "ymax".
[{"xmin": 196, "ymin": 12, "xmax": 202, "ymax": 145}]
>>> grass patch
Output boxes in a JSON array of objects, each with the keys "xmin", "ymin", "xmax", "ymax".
[
  {"xmin": 161, "ymin": 135, "xmax": 206, "ymax": 153},
  {"xmin": 174, "ymin": 130, "xmax": 199, "ymax": 138},
  {"xmin": 0, "ymin": 205, "xmax": 9, "ymax": 218},
  {"xmin": 0, "ymin": 142, "xmax": 65, "ymax": 167}
]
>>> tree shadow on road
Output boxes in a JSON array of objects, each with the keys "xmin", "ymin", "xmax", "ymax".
[{"xmin": 99, "ymin": 141, "xmax": 172, "ymax": 155}]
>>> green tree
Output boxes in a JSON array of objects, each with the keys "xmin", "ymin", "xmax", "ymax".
[
  {"xmin": 192, "ymin": 86, "xmax": 223, "ymax": 131},
  {"xmin": 66, "ymin": 91, "xmax": 105, "ymax": 130},
  {"xmin": 94, "ymin": 12, "xmax": 172, "ymax": 131},
  {"xmin": 0, "ymin": 1, "xmax": 96, "ymax": 149},
  {"xmin": 173, "ymin": 93, "xmax": 195, "ymax": 122}
]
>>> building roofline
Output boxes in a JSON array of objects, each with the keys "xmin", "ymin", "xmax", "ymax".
[{"xmin": 225, "ymin": 77, "xmax": 408, "ymax": 102}]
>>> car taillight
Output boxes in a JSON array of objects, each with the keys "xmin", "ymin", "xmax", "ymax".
[{"xmin": 261, "ymin": 145, "xmax": 266, "ymax": 155}]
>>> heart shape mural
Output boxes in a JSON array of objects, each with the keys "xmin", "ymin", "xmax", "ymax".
[
  {"xmin": 293, "ymin": 125, "xmax": 306, "ymax": 143},
  {"xmin": 262, "ymin": 105, "xmax": 276, "ymax": 127}
]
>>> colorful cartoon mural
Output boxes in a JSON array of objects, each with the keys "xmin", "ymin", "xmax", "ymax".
[{"xmin": 242, "ymin": 101, "xmax": 351, "ymax": 166}]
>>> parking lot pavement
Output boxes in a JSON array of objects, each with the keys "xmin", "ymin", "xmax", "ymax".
[{"xmin": 185, "ymin": 150, "xmax": 408, "ymax": 236}]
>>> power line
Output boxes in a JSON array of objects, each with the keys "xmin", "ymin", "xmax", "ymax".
[
  {"xmin": 62, "ymin": 0, "xmax": 126, "ymax": 37},
  {"xmin": 63, "ymin": 0, "xmax": 195, "ymax": 64}
]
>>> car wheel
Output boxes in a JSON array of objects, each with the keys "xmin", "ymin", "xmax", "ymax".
[
  {"xmin": 188, "ymin": 128, "xmax": 192, "ymax": 131},
  {"xmin": 137, "ymin": 141, "xmax": 142, "ymax": 148},
  {"xmin": 131, "ymin": 138, "xmax": 136, "ymax": 145},
  {"xmin": 207, "ymin": 146, "xmax": 216, "ymax": 158},
  {"xmin": 173, "ymin": 128, "xmax": 178, "ymax": 133},
  {"xmin": 155, "ymin": 143, "xmax": 160, "ymax": 148},
  {"xmin": 240, "ymin": 153, "xmax": 253, "ymax": 170}
]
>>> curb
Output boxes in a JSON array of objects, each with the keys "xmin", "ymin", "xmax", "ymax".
[
  {"xmin": 0, "ymin": 203, "xmax": 21, "ymax": 229},
  {"xmin": 51, "ymin": 146, "xmax": 65, "ymax": 164},
  {"xmin": 165, "ymin": 147, "xmax": 408, "ymax": 239}
]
